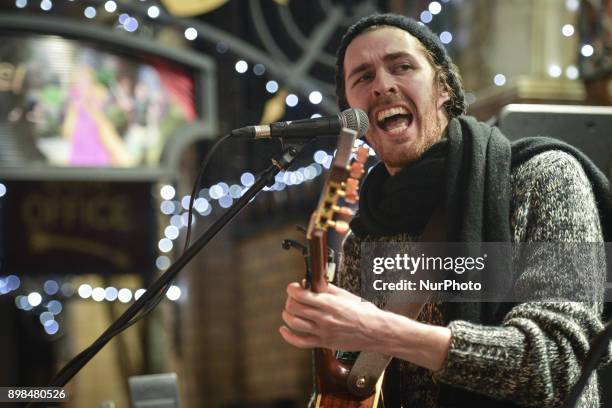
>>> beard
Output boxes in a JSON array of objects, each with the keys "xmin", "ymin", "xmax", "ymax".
[{"xmin": 369, "ymin": 96, "xmax": 444, "ymax": 170}]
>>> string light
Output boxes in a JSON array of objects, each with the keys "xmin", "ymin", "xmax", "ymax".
[
  {"xmin": 104, "ymin": 0, "xmax": 117, "ymax": 13},
  {"xmin": 60, "ymin": 283, "xmax": 74, "ymax": 297},
  {"xmin": 40, "ymin": 0, "xmax": 52, "ymax": 11},
  {"xmin": 158, "ymin": 238, "xmax": 173, "ymax": 253},
  {"xmin": 420, "ymin": 11, "xmax": 433, "ymax": 24},
  {"xmin": 147, "ymin": 5, "xmax": 160, "ymax": 18},
  {"xmin": 240, "ymin": 172, "xmax": 255, "ymax": 186},
  {"xmin": 47, "ymin": 300, "xmax": 63, "ymax": 315},
  {"xmin": 428, "ymin": 1, "xmax": 442, "ymax": 15},
  {"xmin": 184, "ymin": 27, "xmax": 198, "ymax": 41},
  {"xmin": 134, "ymin": 289, "xmax": 146, "ymax": 300},
  {"xmin": 166, "ymin": 285, "xmax": 182, "ymax": 301},
  {"xmin": 6, "ymin": 275, "xmax": 20, "ymax": 292},
  {"xmin": 91, "ymin": 287, "xmax": 105, "ymax": 302},
  {"xmin": 193, "ymin": 197, "xmax": 210, "ymax": 212},
  {"xmin": 78, "ymin": 284, "xmax": 93, "ymax": 299},
  {"xmin": 581, "ymin": 44, "xmax": 594, "ymax": 57},
  {"xmin": 160, "ymin": 185, "xmax": 176, "ymax": 200},
  {"xmin": 548, "ymin": 64, "xmax": 562, "ymax": 78},
  {"xmin": 160, "ymin": 200, "xmax": 175, "ymax": 215},
  {"xmin": 493, "ymin": 74, "xmax": 506, "ymax": 86},
  {"xmin": 266, "ymin": 80, "xmax": 279, "ymax": 93},
  {"xmin": 118, "ymin": 288, "xmax": 133, "ymax": 303},
  {"xmin": 308, "ymin": 91, "xmax": 323, "ymax": 104},
  {"xmin": 253, "ymin": 64, "xmax": 266, "ymax": 76},
  {"xmin": 216, "ymin": 43, "xmax": 228, "ymax": 54},
  {"xmin": 566, "ymin": 65, "xmax": 579, "ymax": 80},
  {"xmin": 44, "ymin": 321, "xmax": 59, "ymax": 335},
  {"xmin": 84, "ymin": 6, "xmax": 96, "ymax": 19},
  {"xmin": 43, "ymin": 280, "xmax": 59, "ymax": 295},
  {"xmin": 40, "ymin": 311, "xmax": 54, "ymax": 325},
  {"xmin": 219, "ymin": 195, "xmax": 233, "ymax": 208},
  {"xmin": 439, "ymin": 31, "xmax": 452, "ymax": 44},
  {"xmin": 15, "ymin": 0, "xmax": 27, "ymax": 8},
  {"xmin": 565, "ymin": 0, "xmax": 579, "ymax": 11},
  {"xmin": 123, "ymin": 17, "xmax": 139, "ymax": 32},
  {"xmin": 180, "ymin": 195, "xmax": 192, "ymax": 210},
  {"xmin": 285, "ymin": 94, "xmax": 299, "ymax": 107},
  {"xmin": 235, "ymin": 60, "xmax": 248, "ymax": 74},
  {"xmin": 562, "ymin": 24, "xmax": 574, "ymax": 37},
  {"xmin": 104, "ymin": 287, "xmax": 118, "ymax": 301},
  {"xmin": 27, "ymin": 292, "xmax": 42, "ymax": 307}
]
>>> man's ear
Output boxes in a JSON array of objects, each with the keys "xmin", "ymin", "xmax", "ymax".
[{"xmin": 436, "ymin": 82, "xmax": 451, "ymax": 109}]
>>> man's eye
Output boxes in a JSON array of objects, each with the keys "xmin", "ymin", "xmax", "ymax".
[
  {"xmin": 356, "ymin": 73, "xmax": 373, "ymax": 84},
  {"xmin": 395, "ymin": 64, "xmax": 412, "ymax": 72}
]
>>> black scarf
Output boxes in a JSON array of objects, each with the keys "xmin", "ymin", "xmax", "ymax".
[{"xmin": 351, "ymin": 138, "xmax": 448, "ymax": 237}]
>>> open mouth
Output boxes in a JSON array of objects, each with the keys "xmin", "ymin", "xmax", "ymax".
[{"xmin": 376, "ymin": 106, "xmax": 414, "ymax": 133}]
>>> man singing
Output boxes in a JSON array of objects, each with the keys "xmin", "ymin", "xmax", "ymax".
[{"xmin": 280, "ymin": 13, "xmax": 611, "ymax": 407}]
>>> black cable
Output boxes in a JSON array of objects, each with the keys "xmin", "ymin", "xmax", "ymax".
[{"xmin": 184, "ymin": 133, "xmax": 232, "ymax": 251}]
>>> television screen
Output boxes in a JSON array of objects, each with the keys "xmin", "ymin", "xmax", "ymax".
[{"xmin": 0, "ymin": 34, "xmax": 197, "ymax": 168}]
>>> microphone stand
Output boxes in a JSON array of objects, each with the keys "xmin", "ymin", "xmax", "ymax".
[{"xmin": 38, "ymin": 143, "xmax": 305, "ymax": 400}]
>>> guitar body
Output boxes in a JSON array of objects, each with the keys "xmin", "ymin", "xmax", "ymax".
[
  {"xmin": 314, "ymin": 392, "xmax": 381, "ymax": 408},
  {"xmin": 311, "ymin": 347, "xmax": 383, "ymax": 408},
  {"xmin": 310, "ymin": 347, "xmax": 383, "ymax": 408}
]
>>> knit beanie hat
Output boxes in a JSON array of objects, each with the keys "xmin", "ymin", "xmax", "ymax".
[{"xmin": 335, "ymin": 13, "xmax": 466, "ymax": 118}]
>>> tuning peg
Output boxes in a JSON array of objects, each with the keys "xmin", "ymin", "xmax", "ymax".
[
  {"xmin": 327, "ymin": 220, "xmax": 350, "ymax": 234},
  {"xmin": 356, "ymin": 146, "xmax": 369, "ymax": 163},
  {"xmin": 332, "ymin": 205, "xmax": 354, "ymax": 217},
  {"xmin": 282, "ymin": 239, "xmax": 307, "ymax": 254},
  {"xmin": 345, "ymin": 192, "xmax": 358, "ymax": 204},
  {"xmin": 350, "ymin": 161, "xmax": 364, "ymax": 179},
  {"xmin": 345, "ymin": 177, "xmax": 359, "ymax": 190},
  {"xmin": 344, "ymin": 179, "xmax": 359, "ymax": 204}
]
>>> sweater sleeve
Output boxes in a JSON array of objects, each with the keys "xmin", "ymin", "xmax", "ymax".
[{"xmin": 436, "ymin": 151, "xmax": 610, "ymax": 407}]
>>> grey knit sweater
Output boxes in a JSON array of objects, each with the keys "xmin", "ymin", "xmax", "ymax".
[{"xmin": 337, "ymin": 150, "xmax": 610, "ymax": 407}]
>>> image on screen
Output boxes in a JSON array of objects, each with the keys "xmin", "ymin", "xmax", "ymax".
[{"xmin": 0, "ymin": 34, "xmax": 197, "ymax": 168}]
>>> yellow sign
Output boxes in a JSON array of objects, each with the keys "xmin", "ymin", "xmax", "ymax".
[{"xmin": 161, "ymin": 0, "xmax": 229, "ymax": 17}]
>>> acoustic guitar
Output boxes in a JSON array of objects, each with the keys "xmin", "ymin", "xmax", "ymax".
[{"xmin": 297, "ymin": 128, "xmax": 382, "ymax": 407}]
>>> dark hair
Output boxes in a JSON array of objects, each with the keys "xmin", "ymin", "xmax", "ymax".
[{"xmin": 335, "ymin": 13, "xmax": 466, "ymax": 118}]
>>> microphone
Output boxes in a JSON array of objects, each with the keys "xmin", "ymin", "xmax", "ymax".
[{"xmin": 231, "ymin": 108, "xmax": 369, "ymax": 140}]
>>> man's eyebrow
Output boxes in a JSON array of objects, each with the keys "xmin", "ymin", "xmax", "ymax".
[
  {"xmin": 346, "ymin": 62, "xmax": 372, "ymax": 81},
  {"xmin": 383, "ymin": 51, "xmax": 415, "ymax": 62},
  {"xmin": 346, "ymin": 52, "xmax": 416, "ymax": 81}
]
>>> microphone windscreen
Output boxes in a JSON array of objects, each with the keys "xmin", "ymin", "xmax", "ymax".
[{"xmin": 340, "ymin": 108, "xmax": 369, "ymax": 138}]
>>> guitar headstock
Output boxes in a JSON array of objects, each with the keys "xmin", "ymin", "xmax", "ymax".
[{"xmin": 307, "ymin": 128, "xmax": 369, "ymax": 240}]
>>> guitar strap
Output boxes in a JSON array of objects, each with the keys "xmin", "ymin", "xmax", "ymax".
[{"xmin": 346, "ymin": 205, "xmax": 447, "ymax": 398}]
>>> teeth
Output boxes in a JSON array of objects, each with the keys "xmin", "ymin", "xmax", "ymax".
[{"xmin": 376, "ymin": 106, "xmax": 409, "ymax": 122}]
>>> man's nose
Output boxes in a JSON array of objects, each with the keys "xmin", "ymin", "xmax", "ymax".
[{"xmin": 372, "ymin": 71, "xmax": 397, "ymax": 97}]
